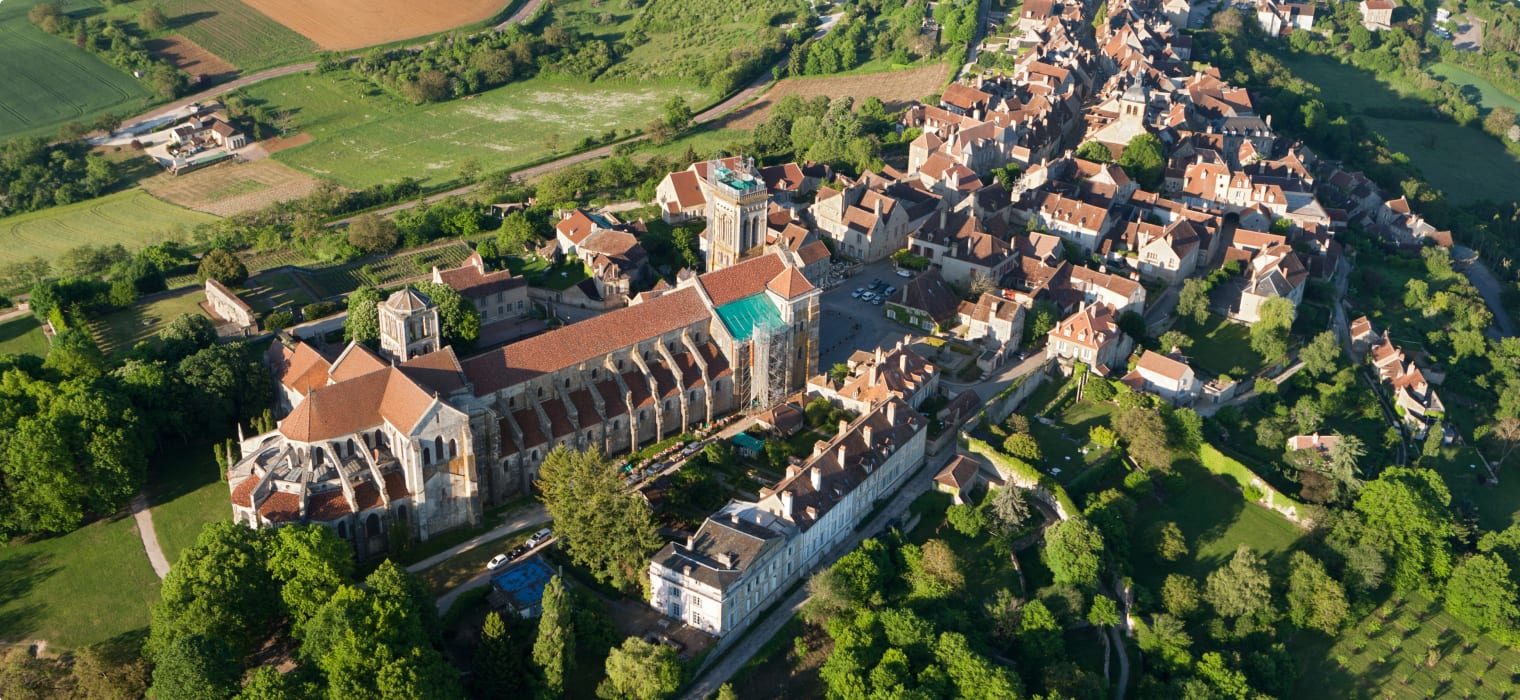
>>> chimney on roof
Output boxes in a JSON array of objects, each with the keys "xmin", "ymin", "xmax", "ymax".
[
  {"xmin": 838, "ymin": 419, "xmax": 849, "ymax": 436},
  {"xmin": 788, "ymin": 464, "xmax": 801, "ymax": 479},
  {"xmin": 874, "ymin": 197, "xmax": 882, "ymax": 216},
  {"xmin": 887, "ymin": 400, "xmax": 898, "ymax": 424},
  {"xmin": 685, "ymin": 535, "xmax": 694, "ymax": 550},
  {"xmin": 869, "ymin": 365, "xmax": 879, "ymax": 386},
  {"xmin": 781, "ymin": 490, "xmax": 794, "ymax": 519},
  {"xmin": 718, "ymin": 552, "xmax": 734, "ymax": 568},
  {"xmin": 813, "ymin": 462, "xmax": 826, "ymax": 491},
  {"xmin": 863, "ymin": 423, "xmax": 874, "ymax": 446},
  {"xmin": 940, "ymin": 208, "xmax": 948, "ymax": 230}
]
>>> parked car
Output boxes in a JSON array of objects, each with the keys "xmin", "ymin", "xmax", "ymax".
[
  {"xmin": 487, "ymin": 554, "xmax": 509, "ymax": 571},
  {"xmin": 896, "ymin": 269, "xmax": 913, "ymax": 278},
  {"xmin": 527, "ymin": 528, "xmax": 553, "ymax": 548},
  {"xmin": 872, "ymin": 298, "xmax": 883, "ymax": 305},
  {"xmin": 883, "ymin": 285, "xmax": 895, "ymax": 296},
  {"xmin": 852, "ymin": 288, "xmax": 864, "ymax": 298}
]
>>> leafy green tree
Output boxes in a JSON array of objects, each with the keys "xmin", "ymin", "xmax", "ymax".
[
  {"xmin": 496, "ymin": 212, "xmax": 538, "ymax": 254},
  {"xmin": 197, "ymin": 248, "xmax": 247, "ymax": 286},
  {"xmin": 1016, "ymin": 599, "xmax": 1064, "ymax": 667},
  {"xmin": 414, "ymin": 282, "xmax": 480, "ymax": 347},
  {"xmin": 1089, "ymin": 595, "xmax": 1121, "ymax": 683},
  {"xmin": 1044, "ymin": 518, "xmax": 1105, "ymax": 589},
  {"xmin": 598, "ymin": 636, "xmax": 682, "ymax": 700},
  {"xmin": 1286, "ymin": 552, "xmax": 1348, "ymax": 634},
  {"xmin": 1300, "ymin": 330, "xmax": 1342, "ymax": 377},
  {"xmin": 1162, "ymin": 573, "xmax": 1201, "ymax": 618},
  {"xmin": 1150, "ymin": 521, "xmax": 1188, "ymax": 561},
  {"xmin": 663, "ymin": 96, "xmax": 693, "ymax": 131},
  {"xmin": 1354, "ymin": 467, "xmax": 1455, "ymax": 592},
  {"xmin": 44, "ymin": 328, "xmax": 106, "ymax": 379},
  {"xmin": 828, "ymin": 362, "xmax": 850, "ymax": 384},
  {"xmin": 1114, "ymin": 404, "xmax": 1173, "ymax": 470},
  {"xmin": 1204, "ymin": 545, "xmax": 1273, "ymax": 622},
  {"xmin": 1177, "ymin": 278, "xmax": 1212, "ymax": 325},
  {"xmin": 903, "ymin": 539, "xmax": 964, "ymax": 598},
  {"xmin": 344, "ymin": 287, "xmax": 382, "ymax": 345},
  {"xmin": 1195, "ymin": 652, "xmax": 1256, "ymax": 699},
  {"xmin": 946, "ymin": 503, "xmax": 984, "ymax": 538},
  {"xmin": 177, "ymin": 343, "xmax": 273, "ymax": 435},
  {"xmin": 715, "ymin": 684, "xmax": 739, "ymax": 700},
  {"xmin": 158, "ymin": 313, "xmax": 218, "ymax": 359},
  {"xmin": 1444, "ymin": 553, "xmax": 1520, "ymax": 636},
  {"xmin": 266, "ymin": 525, "xmax": 355, "ymax": 627},
  {"xmin": 536, "ymin": 447, "xmax": 661, "ymax": 591},
  {"xmin": 1001, "ymin": 432, "xmax": 1042, "ymax": 461},
  {"xmin": 148, "ymin": 521, "xmax": 277, "ymax": 660},
  {"xmin": 1074, "ymin": 141, "xmax": 1112, "ymax": 163},
  {"xmin": 1250, "ymin": 297, "xmax": 1296, "ymax": 363},
  {"xmin": 1136, "ymin": 614, "xmax": 1193, "ymax": 673},
  {"xmin": 534, "ymin": 576, "xmax": 574, "ymax": 697},
  {"xmin": 149, "ymin": 634, "xmax": 240, "ymax": 700},
  {"xmin": 1022, "ymin": 300, "xmax": 1059, "ymax": 346},
  {"xmin": 348, "ymin": 213, "xmax": 399, "ymax": 254},
  {"xmin": 235, "ymin": 667, "xmax": 309, "ymax": 700},
  {"xmin": 1117, "ymin": 133, "xmax": 1166, "ymax": 190}
]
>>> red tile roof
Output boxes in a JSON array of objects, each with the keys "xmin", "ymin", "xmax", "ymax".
[
  {"xmin": 354, "ymin": 482, "xmax": 383, "ymax": 512},
  {"xmin": 328, "ymin": 343, "xmax": 387, "ymax": 383},
  {"xmin": 273, "ymin": 341, "xmax": 332, "ymax": 393},
  {"xmin": 259, "ymin": 491, "xmax": 302, "ymax": 523},
  {"xmin": 231, "ymin": 476, "xmax": 258, "ymax": 508},
  {"xmin": 512, "ymin": 407, "xmax": 546, "ymax": 448},
  {"xmin": 698, "ymin": 253, "xmax": 787, "ymax": 306},
  {"xmin": 280, "ymin": 368, "xmax": 439, "ymax": 443},
  {"xmin": 460, "ymin": 287, "xmax": 710, "ymax": 396},
  {"xmin": 766, "ymin": 267, "xmax": 814, "ymax": 299},
  {"xmin": 308, "ymin": 489, "xmax": 352, "ymax": 522},
  {"xmin": 383, "ymin": 470, "xmax": 410, "ymax": 501},
  {"xmin": 399, "ymin": 346, "xmax": 467, "ymax": 395}
]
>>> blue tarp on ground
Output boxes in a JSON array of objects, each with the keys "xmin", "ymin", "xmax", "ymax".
[
  {"xmin": 731, "ymin": 432, "xmax": 766, "ymax": 455},
  {"xmin": 491, "ymin": 555, "xmax": 555, "ymax": 616}
]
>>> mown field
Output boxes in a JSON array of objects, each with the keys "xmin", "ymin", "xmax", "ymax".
[
  {"xmin": 0, "ymin": 0, "xmax": 152, "ymax": 140},
  {"xmin": 246, "ymin": 72, "xmax": 708, "ymax": 188},
  {"xmin": 0, "ymin": 511, "xmax": 161, "ymax": 649},
  {"xmin": 0, "ymin": 189, "xmax": 216, "ymax": 268},
  {"xmin": 0, "ymin": 315, "xmax": 48, "ymax": 357},
  {"xmin": 87, "ymin": 287, "xmax": 207, "ymax": 356},
  {"xmin": 156, "ymin": 0, "xmax": 315, "ymax": 71},
  {"xmin": 148, "ymin": 443, "xmax": 234, "ymax": 566},
  {"xmin": 1281, "ymin": 53, "xmax": 1520, "ymax": 205},
  {"xmin": 139, "ymin": 158, "xmax": 322, "ymax": 216}
]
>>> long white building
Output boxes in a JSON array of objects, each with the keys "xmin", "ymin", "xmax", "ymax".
[{"xmin": 647, "ymin": 398, "xmax": 926, "ymax": 636}]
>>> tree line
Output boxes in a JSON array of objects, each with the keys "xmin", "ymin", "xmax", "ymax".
[
  {"xmin": 0, "ymin": 137, "xmax": 121, "ymax": 216},
  {"xmin": 28, "ymin": 2, "xmax": 188, "ymax": 99}
]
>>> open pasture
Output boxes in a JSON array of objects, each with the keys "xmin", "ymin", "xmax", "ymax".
[
  {"xmin": 717, "ymin": 62, "xmax": 952, "ymax": 129},
  {"xmin": 0, "ymin": 189, "xmax": 215, "ymax": 268},
  {"xmin": 246, "ymin": 73, "xmax": 707, "ymax": 188},
  {"xmin": 0, "ymin": 0, "xmax": 151, "ymax": 140},
  {"xmin": 157, "ymin": 0, "xmax": 315, "ymax": 71},
  {"xmin": 140, "ymin": 158, "xmax": 323, "ymax": 216},
  {"xmin": 240, "ymin": 0, "xmax": 507, "ymax": 50}
]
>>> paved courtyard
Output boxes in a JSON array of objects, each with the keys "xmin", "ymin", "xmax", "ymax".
[{"xmin": 819, "ymin": 259, "xmax": 918, "ymax": 368}]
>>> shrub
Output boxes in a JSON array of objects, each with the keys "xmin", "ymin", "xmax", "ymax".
[
  {"xmin": 946, "ymin": 503, "xmax": 984, "ymax": 538},
  {"xmin": 300, "ymin": 301, "xmax": 340, "ymax": 320},
  {"xmin": 263, "ymin": 311, "xmax": 293, "ymax": 331},
  {"xmin": 1242, "ymin": 483, "xmax": 1264, "ymax": 502}
]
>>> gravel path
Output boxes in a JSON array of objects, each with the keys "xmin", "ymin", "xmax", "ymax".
[{"xmin": 130, "ymin": 494, "xmax": 172, "ymax": 580}]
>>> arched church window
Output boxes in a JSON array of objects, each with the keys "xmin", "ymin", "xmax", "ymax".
[
  {"xmin": 434, "ymin": 436, "xmax": 444, "ymax": 461},
  {"xmin": 448, "ymin": 439, "xmax": 458, "ymax": 459}
]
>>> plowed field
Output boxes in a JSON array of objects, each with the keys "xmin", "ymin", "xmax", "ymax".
[
  {"xmin": 140, "ymin": 158, "xmax": 322, "ymax": 216},
  {"xmin": 147, "ymin": 35, "xmax": 239, "ymax": 82},
  {"xmin": 240, "ymin": 0, "xmax": 509, "ymax": 50},
  {"xmin": 717, "ymin": 63, "xmax": 953, "ymax": 129}
]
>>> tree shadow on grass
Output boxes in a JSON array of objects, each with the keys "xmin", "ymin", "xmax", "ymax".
[
  {"xmin": 169, "ymin": 11, "xmax": 218, "ymax": 30},
  {"xmin": 146, "ymin": 441, "xmax": 225, "ymax": 507},
  {"xmin": 0, "ymin": 550, "xmax": 60, "ymax": 642}
]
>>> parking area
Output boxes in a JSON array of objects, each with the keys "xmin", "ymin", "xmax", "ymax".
[{"xmin": 819, "ymin": 259, "xmax": 920, "ymax": 367}]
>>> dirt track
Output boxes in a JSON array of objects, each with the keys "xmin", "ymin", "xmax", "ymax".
[{"xmin": 716, "ymin": 63, "xmax": 952, "ymax": 129}]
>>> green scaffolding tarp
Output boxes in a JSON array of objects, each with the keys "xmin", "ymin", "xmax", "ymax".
[{"xmin": 715, "ymin": 293, "xmax": 784, "ymax": 341}]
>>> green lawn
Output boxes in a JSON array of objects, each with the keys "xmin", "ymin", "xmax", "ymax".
[
  {"xmin": 1429, "ymin": 62, "xmax": 1520, "ymax": 114},
  {"xmin": 0, "ymin": 513, "xmax": 161, "ymax": 649},
  {"xmin": 1183, "ymin": 313, "xmax": 1265, "ymax": 379},
  {"xmin": 1280, "ymin": 53, "xmax": 1520, "ymax": 205},
  {"xmin": 1428, "ymin": 443, "xmax": 1520, "ymax": 531},
  {"xmin": 1294, "ymin": 592, "xmax": 1520, "ymax": 699},
  {"xmin": 0, "ymin": 189, "xmax": 217, "ymax": 268},
  {"xmin": 88, "ymin": 287, "xmax": 208, "ymax": 356},
  {"xmin": 246, "ymin": 72, "xmax": 710, "ymax": 188},
  {"xmin": 158, "ymin": 0, "xmax": 315, "ymax": 71},
  {"xmin": 147, "ymin": 443, "xmax": 233, "ymax": 566},
  {"xmin": 240, "ymin": 270, "xmax": 315, "ymax": 313},
  {"xmin": 1130, "ymin": 459, "xmax": 1306, "ymax": 591},
  {"xmin": 0, "ymin": 315, "xmax": 48, "ymax": 357},
  {"xmin": 0, "ymin": 0, "xmax": 154, "ymax": 140}
]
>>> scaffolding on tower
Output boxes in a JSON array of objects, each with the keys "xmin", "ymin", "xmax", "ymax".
[{"xmin": 748, "ymin": 314, "xmax": 794, "ymax": 411}]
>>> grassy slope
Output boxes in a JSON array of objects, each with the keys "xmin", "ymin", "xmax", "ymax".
[
  {"xmin": 0, "ymin": 315, "xmax": 48, "ymax": 357},
  {"xmin": 0, "ymin": 189, "xmax": 217, "ymax": 268},
  {"xmin": 246, "ymin": 72, "xmax": 710, "ymax": 188},
  {"xmin": 147, "ymin": 443, "xmax": 233, "ymax": 566},
  {"xmin": 87, "ymin": 286, "xmax": 207, "ymax": 356},
  {"xmin": 0, "ymin": 0, "xmax": 152, "ymax": 140},
  {"xmin": 1429, "ymin": 61, "xmax": 1520, "ymax": 114},
  {"xmin": 1279, "ymin": 53, "xmax": 1520, "ymax": 205},
  {"xmin": 0, "ymin": 513, "xmax": 161, "ymax": 648}
]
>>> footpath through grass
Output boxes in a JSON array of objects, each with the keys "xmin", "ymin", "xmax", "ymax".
[
  {"xmin": 0, "ymin": 513, "xmax": 160, "ymax": 649},
  {"xmin": 0, "ymin": 189, "xmax": 216, "ymax": 268},
  {"xmin": 247, "ymin": 72, "xmax": 710, "ymax": 188},
  {"xmin": 0, "ymin": 0, "xmax": 153, "ymax": 140},
  {"xmin": 148, "ymin": 443, "xmax": 234, "ymax": 566}
]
